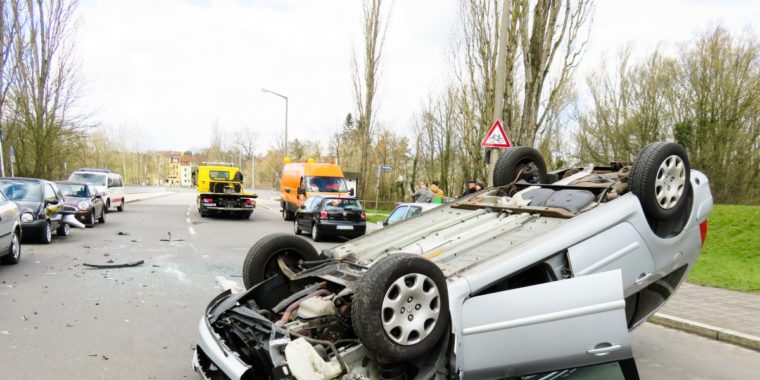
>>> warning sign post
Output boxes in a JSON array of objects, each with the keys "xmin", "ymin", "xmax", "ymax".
[{"xmin": 480, "ymin": 120, "xmax": 511, "ymax": 148}]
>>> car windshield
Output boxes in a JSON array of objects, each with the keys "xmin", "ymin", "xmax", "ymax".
[
  {"xmin": 69, "ymin": 172, "xmax": 107, "ymax": 186},
  {"xmin": 0, "ymin": 182, "xmax": 42, "ymax": 202},
  {"xmin": 58, "ymin": 184, "xmax": 90, "ymax": 198},
  {"xmin": 305, "ymin": 177, "xmax": 348, "ymax": 192},
  {"xmin": 322, "ymin": 198, "xmax": 362, "ymax": 210}
]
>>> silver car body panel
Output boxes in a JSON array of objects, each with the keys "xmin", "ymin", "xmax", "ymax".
[{"xmin": 460, "ymin": 270, "xmax": 631, "ymax": 379}]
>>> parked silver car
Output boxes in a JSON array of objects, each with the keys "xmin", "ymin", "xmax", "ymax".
[
  {"xmin": 0, "ymin": 190, "xmax": 22, "ymax": 265},
  {"xmin": 193, "ymin": 142, "xmax": 712, "ymax": 380}
]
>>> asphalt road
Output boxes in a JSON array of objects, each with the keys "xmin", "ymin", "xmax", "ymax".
[{"xmin": 1, "ymin": 191, "xmax": 758, "ymax": 379}]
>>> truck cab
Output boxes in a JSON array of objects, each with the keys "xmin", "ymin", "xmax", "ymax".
[{"xmin": 196, "ymin": 163, "xmax": 257, "ymax": 219}]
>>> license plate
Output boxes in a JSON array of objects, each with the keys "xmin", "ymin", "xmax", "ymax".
[{"xmin": 336, "ymin": 225, "xmax": 353, "ymax": 230}]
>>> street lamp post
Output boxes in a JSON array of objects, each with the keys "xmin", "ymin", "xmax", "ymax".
[{"xmin": 261, "ymin": 88, "xmax": 289, "ymax": 157}]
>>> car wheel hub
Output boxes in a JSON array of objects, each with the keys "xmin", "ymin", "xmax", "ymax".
[
  {"xmin": 381, "ymin": 273, "xmax": 440, "ymax": 345},
  {"xmin": 655, "ymin": 155, "xmax": 686, "ymax": 209}
]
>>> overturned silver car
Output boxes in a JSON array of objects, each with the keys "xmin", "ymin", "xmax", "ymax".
[{"xmin": 193, "ymin": 142, "xmax": 713, "ymax": 380}]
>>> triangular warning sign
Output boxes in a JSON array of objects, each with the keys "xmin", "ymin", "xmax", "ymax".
[{"xmin": 480, "ymin": 120, "xmax": 511, "ymax": 148}]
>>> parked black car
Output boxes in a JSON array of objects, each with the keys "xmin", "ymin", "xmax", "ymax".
[
  {"xmin": 55, "ymin": 181, "xmax": 106, "ymax": 227},
  {"xmin": 293, "ymin": 196, "xmax": 366, "ymax": 241},
  {"xmin": 0, "ymin": 178, "xmax": 70, "ymax": 243}
]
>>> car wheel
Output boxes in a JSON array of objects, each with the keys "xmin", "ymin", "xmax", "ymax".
[
  {"xmin": 281, "ymin": 204, "xmax": 295, "ymax": 221},
  {"xmin": 105, "ymin": 199, "xmax": 111, "ymax": 213},
  {"xmin": 98, "ymin": 208, "xmax": 106, "ymax": 224},
  {"xmin": 57, "ymin": 223, "xmax": 70, "ymax": 237},
  {"xmin": 493, "ymin": 146, "xmax": 547, "ymax": 186},
  {"xmin": 293, "ymin": 220, "xmax": 301, "ymax": 235},
  {"xmin": 86, "ymin": 210, "xmax": 96, "ymax": 227},
  {"xmin": 0, "ymin": 231, "xmax": 21, "ymax": 265},
  {"xmin": 351, "ymin": 253, "xmax": 450, "ymax": 361},
  {"xmin": 630, "ymin": 142, "xmax": 691, "ymax": 221},
  {"xmin": 242, "ymin": 233, "xmax": 320, "ymax": 289},
  {"xmin": 117, "ymin": 200, "xmax": 124, "ymax": 212},
  {"xmin": 311, "ymin": 222, "xmax": 321, "ymax": 242},
  {"xmin": 39, "ymin": 222, "xmax": 52, "ymax": 244}
]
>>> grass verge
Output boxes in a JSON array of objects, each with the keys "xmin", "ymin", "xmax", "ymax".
[{"xmin": 688, "ymin": 204, "xmax": 760, "ymax": 293}]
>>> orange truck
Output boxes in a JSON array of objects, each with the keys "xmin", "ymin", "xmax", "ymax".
[{"xmin": 280, "ymin": 161, "xmax": 353, "ymax": 220}]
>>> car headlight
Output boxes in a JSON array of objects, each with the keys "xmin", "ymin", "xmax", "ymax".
[
  {"xmin": 21, "ymin": 212, "xmax": 34, "ymax": 222},
  {"xmin": 78, "ymin": 201, "xmax": 90, "ymax": 211}
]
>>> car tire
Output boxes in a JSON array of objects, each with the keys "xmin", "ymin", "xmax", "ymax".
[
  {"xmin": 0, "ymin": 231, "xmax": 21, "ymax": 265},
  {"xmin": 57, "ymin": 223, "xmax": 70, "ymax": 237},
  {"xmin": 98, "ymin": 208, "xmax": 106, "ymax": 224},
  {"xmin": 39, "ymin": 222, "xmax": 52, "ymax": 244},
  {"xmin": 493, "ymin": 146, "xmax": 547, "ymax": 186},
  {"xmin": 242, "ymin": 212, "xmax": 252, "ymax": 219},
  {"xmin": 105, "ymin": 199, "xmax": 111, "ymax": 213},
  {"xmin": 630, "ymin": 142, "xmax": 691, "ymax": 221},
  {"xmin": 311, "ymin": 222, "xmax": 321, "ymax": 242},
  {"xmin": 351, "ymin": 253, "xmax": 450, "ymax": 361},
  {"xmin": 117, "ymin": 200, "xmax": 124, "ymax": 212},
  {"xmin": 281, "ymin": 204, "xmax": 295, "ymax": 221},
  {"xmin": 86, "ymin": 210, "xmax": 96, "ymax": 228},
  {"xmin": 242, "ymin": 233, "xmax": 320, "ymax": 289},
  {"xmin": 293, "ymin": 220, "xmax": 301, "ymax": 235}
]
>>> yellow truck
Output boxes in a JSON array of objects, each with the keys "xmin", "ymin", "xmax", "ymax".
[{"xmin": 196, "ymin": 163, "xmax": 257, "ymax": 218}]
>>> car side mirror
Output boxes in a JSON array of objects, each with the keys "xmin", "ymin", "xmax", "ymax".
[
  {"xmin": 285, "ymin": 188, "xmax": 291, "ymax": 194},
  {"xmin": 300, "ymin": 204, "xmax": 306, "ymax": 209},
  {"xmin": 297, "ymin": 187, "xmax": 306, "ymax": 195},
  {"xmin": 94, "ymin": 194, "xmax": 102, "ymax": 199},
  {"xmin": 349, "ymin": 188, "xmax": 355, "ymax": 196}
]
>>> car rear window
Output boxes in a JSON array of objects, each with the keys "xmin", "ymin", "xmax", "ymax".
[
  {"xmin": 322, "ymin": 199, "xmax": 362, "ymax": 210},
  {"xmin": 209, "ymin": 171, "xmax": 230, "ymax": 180}
]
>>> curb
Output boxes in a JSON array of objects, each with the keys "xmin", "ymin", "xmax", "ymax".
[
  {"xmin": 125, "ymin": 192, "xmax": 176, "ymax": 204},
  {"xmin": 649, "ymin": 313, "xmax": 760, "ymax": 352}
]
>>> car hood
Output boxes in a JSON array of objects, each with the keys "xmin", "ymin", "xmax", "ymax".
[
  {"xmin": 64, "ymin": 197, "xmax": 89, "ymax": 206},
  {"xmin": 15, "ymin": 201, "xmax": 42, "ymax": 214}
]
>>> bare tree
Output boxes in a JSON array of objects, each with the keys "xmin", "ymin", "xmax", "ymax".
[{"xmin": 352, "ymin": 0, "xmax": 391, "ymax": 198}]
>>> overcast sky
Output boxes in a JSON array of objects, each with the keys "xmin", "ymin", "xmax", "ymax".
[{"xmin": 75, "ymin": 0, "xmax": 760, "ymax": 153}]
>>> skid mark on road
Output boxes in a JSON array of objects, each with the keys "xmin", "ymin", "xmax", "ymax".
[{"xmin": 215, "ymin": 276, "xmax": 244, "ymax": 294}]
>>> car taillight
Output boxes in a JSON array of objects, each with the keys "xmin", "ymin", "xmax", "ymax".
[
  {"xmin": 360, "ymin": 212, "xmax": 366, "ymax": 220},
  {"xmin": 245, "ymin": 199, "xmax": 255, "ymax": 205},
  {"xmin": 699, "ymin": 220, "xmax": 708, "ymax": 247},
  {"xmin": 202, "ymin": 198, "xmax": 214, "ymax": 203},
  {"xmin": 319, "ymin": 210, "xmax": 328, "ymax": 219}
]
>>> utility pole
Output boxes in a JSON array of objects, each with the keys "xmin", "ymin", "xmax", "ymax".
[
  {"xmin": 487, "ymin": 0, "xmax": 512, "ymax": 187},
  {"xmin": 0, "ymin": 128, "xmax": 5, "ymax": 177}
]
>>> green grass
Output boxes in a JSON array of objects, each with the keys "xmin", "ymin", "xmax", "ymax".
[
  {"xmin": 688, "ymin": 204, "xmax": 760, "ymax": 293},
  {"xmin": 364, "ymin": 208, "xmax": 390, "ymax": 224}
]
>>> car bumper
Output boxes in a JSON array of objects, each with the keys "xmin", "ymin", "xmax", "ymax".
[
  {"xmin": 203, "ymin": 206, "xmax": 254, "ymax": 212},
  {"xmin": 21, "ymin": 219, "xmax": 47, "ymax": 232},
  {"xmin": 193, "ymin": 291, "xmax": 253, "ymax": 380},
  {"xmin": 317, "ymin": 221, "xmax": 366, "ymax": 236}
]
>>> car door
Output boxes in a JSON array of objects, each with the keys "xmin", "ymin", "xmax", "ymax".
[
  {"xmin": 566, "ymin": 222, "xmax": 656, "ymax": 296},
  {"xmin": 0, "ymin": 191, "xmax": 15, "ymax": 248},
  {"xmin": 296, "ymin": 197, "xmax": 311, "ymax": 230},
  {"xmin": 88, "ymin": 185, "xmax": 103, "ymax": 215},
  {"xmin": 460, "ymin": 270, "xmax": 633, "ymax": 379},
  {"xmin": 307, "ymin": 196, "xmax": 322, "ymax": 229}
]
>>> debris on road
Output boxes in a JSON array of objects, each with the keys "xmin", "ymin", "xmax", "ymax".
[
  {"xmin": 1, "ymin": 330, "xmax": 9, "ymax": 336},
  {"xmin": 117, "ymin": 231, "xmax": 130, "ymax": 236},
  {"xmin": 83, "ymin": 260, "xmax": 145, "ymax": 269}
]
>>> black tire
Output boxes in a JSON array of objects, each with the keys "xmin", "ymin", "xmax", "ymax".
[
  {"xmin": 86, "ymin": 210, "xmax": 96, "ymax": 228},
  {"xmin": 242, "ymin": 233, "xmax": 320, "ymax": 289},
  {"xmin": 293, "ymin": 220, "xmax": 301, "ymax": 235},
  {"xmin": 57, "ymin": 223, "xmax": 70, "ymax": 237},
  {"xmin": 98, "ymin": 208, "xmax": 106, "ymax": 224},
  {"xmin": 281, "ymin": 203, "xmax": 295, "ymax": 221},
  {"xmin": 310, "ymin": 222, "xmax": 321, "ymax": 242},
  {"xmin": 117, "ymin": 200, "xmax": 124, "ymax": 212},
  {"xmin": 105, "ymin": 199, "xmax": 111, "ymax": 213},
  {"xmin": 493, "ymin": 146, "xmax": 547, "ymax": 186},
  {"xmin": 39, "ymin": 222, "xmax": 52, "ymax": 244},
  {"xmin": 0, "ymin": 231, "xmax": 21, "ymax": 265},
  {"xmin": 351, "ymin": 253, "xmax": 450, "ymax": 361},
  {"xmin": 242, "ymin": 212, "xmax": 252, "ymax": 219},
  {"xmin": 630, "ymin": 142, "xmax": 691, "ymax": 221}
]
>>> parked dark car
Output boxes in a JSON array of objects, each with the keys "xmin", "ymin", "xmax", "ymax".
[
  {"xmin": 56, "ymin": 181, "xmax": 106, "ymax": 227},
  {"xmin": 293, "ymin": 196, "xmax": 366, "ymax": 241},
  {"xmin": 0, "ymin": 178, "xmax": 71, "ymax": 243},
  {"xmin": 0, "ymin": 189, "xmax": 22, "ymax": 265}
]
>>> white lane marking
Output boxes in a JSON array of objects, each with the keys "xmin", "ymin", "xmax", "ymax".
[
  {"xmin": 188, "ymin": 226, "xmax": 196, "ymax": 235},
  {"xmin": 186, "ymin": 211, "xmax": 190, "ymax": 216},
  {"xmin": 215, "ymin": 276, "xmax": 244, "ymax": 294},
  {"xmin": 186, "ymin": 217, "xmax": 191, "ymax": 223}
]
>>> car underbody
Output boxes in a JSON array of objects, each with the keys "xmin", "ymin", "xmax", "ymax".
[{"xmin": 193, "ymin": 143, "xmax": 713, "ymax": 380}]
